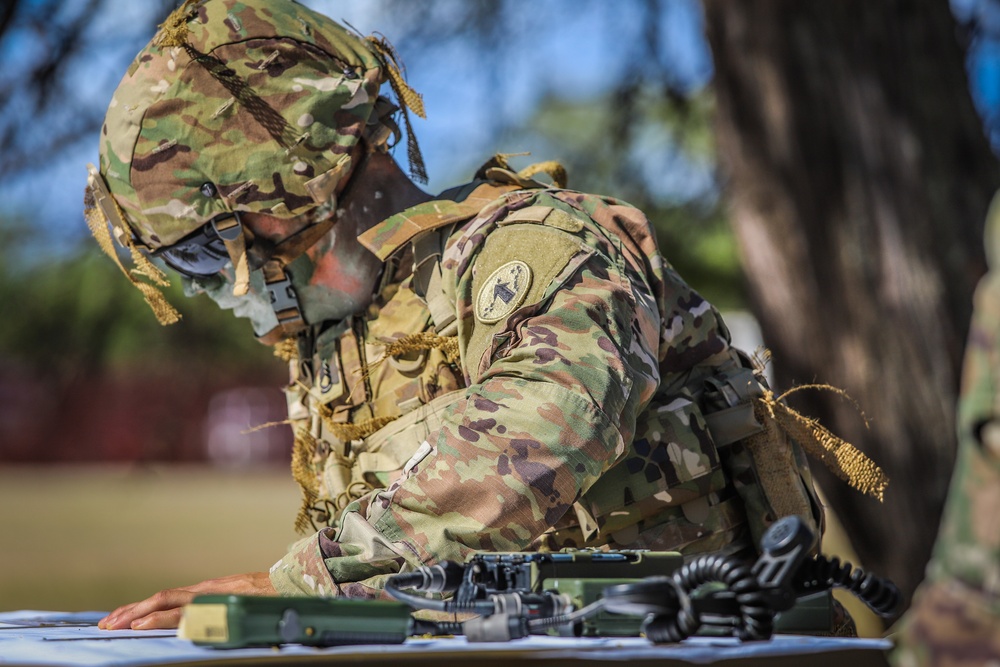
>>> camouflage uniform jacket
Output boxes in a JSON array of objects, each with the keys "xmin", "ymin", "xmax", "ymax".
[
  {"xmin": 269, "ymin": 169, "xmax": 820, "ymax": 598},
  {"xmin": 928, "ymin": 268, "xmax": 1000, "ymax": 602},
  {"xmin": 892, "ymin": 201, "xmax": 1000, "ymax": 666}
]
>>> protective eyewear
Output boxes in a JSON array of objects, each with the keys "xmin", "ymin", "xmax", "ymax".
[{"xmin": 152, "ymin": 213, "xmax": 245, "ymax": 278}]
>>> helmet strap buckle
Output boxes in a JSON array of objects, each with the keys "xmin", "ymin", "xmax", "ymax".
[
  {"xmin": 212, "ymin": 213, "xmax": 251, "ymax": 296},
  {"xmin": 263, "ymin": 261, "xmax": 308, "ymax": 336}
]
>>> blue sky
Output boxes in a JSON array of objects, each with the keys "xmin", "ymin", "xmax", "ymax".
[{"xmin": 954, "ymin": 0, "xmax": 1000, "ymax": 148}]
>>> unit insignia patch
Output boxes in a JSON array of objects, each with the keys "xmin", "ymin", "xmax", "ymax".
[{"xmin": 475, "ymin": 260, "xmax": 533, "ymax": 324}]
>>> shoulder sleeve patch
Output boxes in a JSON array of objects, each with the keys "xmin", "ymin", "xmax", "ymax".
[{"xmin": 475, "ymin": 261, "xmax": 532, "ymax": 324}]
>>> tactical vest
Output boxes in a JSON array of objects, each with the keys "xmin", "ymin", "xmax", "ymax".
[
  {"xmin": 283, "ymin": 252, "xmax": 466, "ymax": 533},
  {"xmin": 284, "ymin": 169, "xmax": 826, "ymax": 557}
]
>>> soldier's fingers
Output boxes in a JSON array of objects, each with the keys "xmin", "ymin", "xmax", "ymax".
[
  {"xmin": 100, "ymin": 588, "xmax": 195, "ymax": 630},
  {"xmin": 99, "ymin": 603, "xmax": 143, "ymax": 630},
  {"xmin": 131, "ymin": 608, "xmax": 185, "ymax": 631}
]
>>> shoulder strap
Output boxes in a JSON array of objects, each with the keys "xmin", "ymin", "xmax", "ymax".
[
  {"xmin": 358, "ymin": 181, "xmax": 517, "ymax": 261},
  {"xmin": 412, "ymin": 225, "xmax": 459, "ymax": 334}
]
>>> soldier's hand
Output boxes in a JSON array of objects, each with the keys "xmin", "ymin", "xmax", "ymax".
[{"xmin": 98, "ymin": 571, "xmax": 276, "ymax": 631}]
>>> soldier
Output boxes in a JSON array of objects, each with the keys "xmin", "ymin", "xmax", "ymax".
[
  {"xmin": 90, "ymin": 0, "xmax": 881, "ymax": 632},
  {"xmin": 891, "ymin": 196, "xmax": 1000, "ymax": 665}
]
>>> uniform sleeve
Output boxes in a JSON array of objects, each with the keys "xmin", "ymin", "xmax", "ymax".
[
  {"xmin": 958, "ymin": 272, "xmax": 1000, "ymax": 450},
  {"xmin": 269, "ymin": 228, "xmax": 662, "ymax": 596}
]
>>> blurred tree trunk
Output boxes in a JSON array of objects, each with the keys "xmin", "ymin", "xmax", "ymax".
[{"xmin": 703, "ymin": 0, "xmax": 1000, "ymax": 605}]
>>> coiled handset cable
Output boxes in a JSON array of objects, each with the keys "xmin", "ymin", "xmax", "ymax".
[{"xmin": 602, "ymin": 515, "xmax": 901, "ymax": 642}]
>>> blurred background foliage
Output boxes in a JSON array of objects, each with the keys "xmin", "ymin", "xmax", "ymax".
[{"xmin": 519, "ymin": 90, "xmax": 742, "ymax": 308}]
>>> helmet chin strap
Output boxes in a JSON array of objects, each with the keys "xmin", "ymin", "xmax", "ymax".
[{"xmin": 213, "ymin": 214, "xmax": 251, "ymax": 297}]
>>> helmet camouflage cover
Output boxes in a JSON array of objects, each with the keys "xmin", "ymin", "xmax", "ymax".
[
  {"xmin": 85, "ymin": 0, "xmax": 425, "ymax": 322},
  {"xmin": 99, "ymin": 0, "xmax": 385, "ymax": 248}
]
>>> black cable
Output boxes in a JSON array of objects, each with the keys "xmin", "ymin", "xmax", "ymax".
[
  {"xmin": 409, "ymin": 618, "xmax": 465, "ymax": 636},
  {"xmin": 384, "ymin": 575, "xmax": 449, "ymax": 612},
  {"xmin": 385, "ymin": 564, "xmax": 496, "ymax": 615},
  {"xmin": 526, "ymin": 598, "xmax": 607, "ymax": 631},
  {"xmin": 795, "ymin": 555, "xmax": 901, "ymax": 617},
  {"xmin": 670, "ymin": 554, "xmax": 773, "ymax": 641},
  {"xmin": 603, "ymin": 553, "xmax": 774, "ymax": 643},
  {"xmin": 633, "ymin": 577, "xmax": 699, "ymax": 644}
]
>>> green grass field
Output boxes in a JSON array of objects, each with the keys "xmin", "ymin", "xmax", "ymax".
[{"xmin": 0, "ymin": 465, "xmax": 301, "ymax": 613}]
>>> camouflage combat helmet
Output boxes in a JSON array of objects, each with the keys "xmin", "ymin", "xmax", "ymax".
[{"xmin": 85, "ymin": 0, "xmax": 425, "ymax": 325}]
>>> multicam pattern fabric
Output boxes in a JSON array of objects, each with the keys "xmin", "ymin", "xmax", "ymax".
[
  {"xmin": 98, "ymin": 0, "xmax": 384, "ymax": 249},
  {"xmin": 891, "ymin": 197, "xmax": 1000, "ymax": 666},
  {"xmin": 269, "ymin": 173, "xmax": 823, "ymax": 598},
  {"xmin": 282, "ymin": 252, "xmax": 466, "ymax": 531},
  {"xmin": 935, "ymin": 269, "xmax": 1000, "ymax": 596},
  {"xmin": 891, "ymin": 580, "xmax": 1000, "ymax": 666}
]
